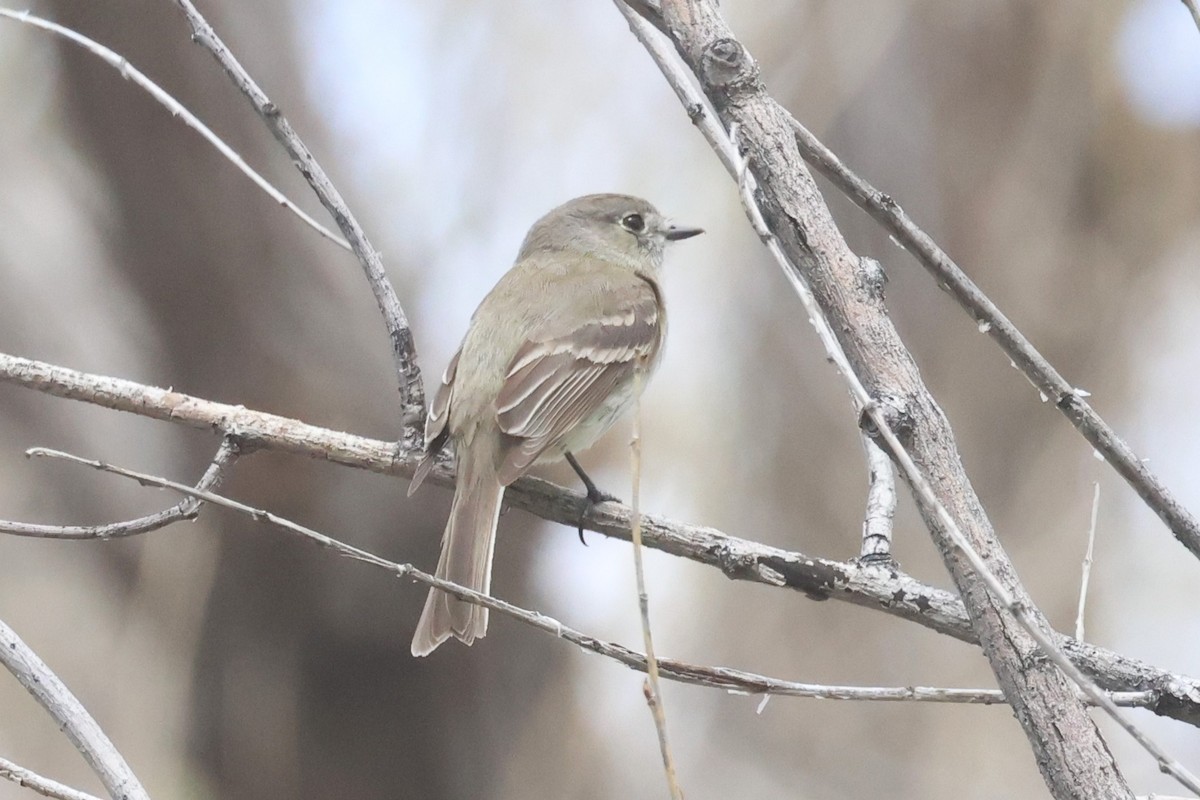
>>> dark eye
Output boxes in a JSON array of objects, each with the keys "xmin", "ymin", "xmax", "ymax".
[{"xmin": 620, "ymin": 213, "xmax": 646, "ymax": 233}]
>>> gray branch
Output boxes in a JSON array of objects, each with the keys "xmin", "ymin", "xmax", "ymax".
[
  {"xmin": 168, "ymin": 0, "xmax": 425, "ymax": 434},
  {"xmin": 0, "ymin": 756, "xmax": 104, "ymax": 800},
  {"xmin": 2, "ymin": 351, "xmax": 1197, "ymax": 729},
  {"xmin": 0, "ymin": 436, "xmax": 239, "ymax": 539},
  {"xmin": 625, "ymin": 1, "xmax": 1141, "ymax": 795},
  {"xmin": 24, "ymin": 446, "xmax": 1164, "ymax": 715},
  {"xmin": 0, "ymin": 621, "xmax": 148, "ymax": 800},
  {"xmin": 781, "ymin": 115, "xmax": 1200, "ymax": 563},
  {"xmin": 859, "ymin": 433, "xmax": 896, "ymax": 561}
]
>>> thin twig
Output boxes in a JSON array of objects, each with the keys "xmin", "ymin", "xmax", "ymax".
[
  {"xmin": 22, "ymin": 446, "xmax": 1160, "ymax": 712},
  {"xmin": 0, "ymin": 621, "xmax": 149, "ymax": 800},
  {"xmin": 629, "ymin": 373, "xmax": 683, "ymax": 799},
  {"xmin": 860, "ymin": 434, "xmax": 897, "ymax": 561},
  {"xmin": 168, "ymin": 0, "xmax": 425, "ymax": 429},
  {"xmin": 619, "ymin": 3, "xmax": 1200, "ymax": 793},
  {"xmin": 0, "ymin": 756, "xmax": 103, "ymax": 800},
  {"xmin": 1076, "ymin": 482, "xmax": 1101, "ymax": 641},
  {"xmin": 3, "ymin": 351, "xmax": 1198, "ymax": 727},
  {"xmin": 0, "ymin": 435, "xmax": 240, "ymax": 539},
  {"xmin": 778, "ymin": 116, "xmax": 1200, "ymax": 563},
  {"xmin": 0, "ymin": 9, "xmax": 349, "ymax": 252}
]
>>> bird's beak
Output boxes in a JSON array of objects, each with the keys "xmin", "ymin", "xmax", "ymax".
[{"xmin": 663, "ymin": 223, "xmax": 705, "ymax": 241}]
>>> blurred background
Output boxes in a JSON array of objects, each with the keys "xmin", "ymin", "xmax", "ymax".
[{"xmin": 1, "ymin": 1, "xmax": 1199, "ymax": 797}]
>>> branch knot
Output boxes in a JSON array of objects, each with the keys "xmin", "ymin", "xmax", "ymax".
[{"xmin": 700, "ymin": 38, "xmax": 759, "ymax": 91}]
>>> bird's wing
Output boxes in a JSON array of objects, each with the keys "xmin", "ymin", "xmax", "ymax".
[
  {"xmin": 493, "ymin": 276, "xmax": 663, "ymax": 485},
  {"xmin": 407, "ymin": 347, "xmax": 460, "ymax": 495}
]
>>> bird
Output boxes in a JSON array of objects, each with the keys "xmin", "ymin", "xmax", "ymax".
[{"xmin": 407, "ymin": 193, "xmax": 703, "ymax": 656}]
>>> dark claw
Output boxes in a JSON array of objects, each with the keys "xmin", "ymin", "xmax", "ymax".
[{"xmin": 565, "ymin": 453, "xmax": 620, "ymax": 546}]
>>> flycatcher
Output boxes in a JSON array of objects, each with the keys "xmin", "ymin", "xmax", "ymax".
[{"xmin": 408, "ymin": 193, "xmax": 702, "ymax": 656}]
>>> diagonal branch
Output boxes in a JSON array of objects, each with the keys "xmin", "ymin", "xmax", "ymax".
[
  {"xmin": 0, "ymin": 9, "xmax": 349, "ymax": 252},
  {"xmin": 782, "ymin": 112, "xmax": 1200, "ymax": 564},
  {"xmin": 619, "ymin": 1, "xmax": 1176, "ymax": 796},
  {"xmin": 23, "ymin": 446, "xmax": 1162, "ymax": 715},
  {"xmin": 0, "ymin": 621, "xmax": 149, "ymax": 800},
  {"xmin": 0, "ymin": 756, "xmax": 103, "ymax": 800},
  {"xmin": 2, "ymin": 351, "xmax": 1198, "ymax": 728},
  {"xmin": 0, "ymin": 435, "xmax": 240, "ymax": 539},
  {"xmin": 168, "ymin": 0, "xmax": 425, "ymax": 432}
]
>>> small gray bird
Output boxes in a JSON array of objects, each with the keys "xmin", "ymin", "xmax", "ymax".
[{"xmin": 408, "ymin": 193, "xmax": 703, "ymax": 656}]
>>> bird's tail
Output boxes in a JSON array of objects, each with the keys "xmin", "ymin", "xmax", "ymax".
[{"xmin": 410, "ymin": 442, "xmax": 504, "ymax": 657}]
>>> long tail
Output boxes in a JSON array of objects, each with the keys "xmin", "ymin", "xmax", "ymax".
[{"xmin": 410, "ymin": 442, "xmax": 504, "ymax": 657}]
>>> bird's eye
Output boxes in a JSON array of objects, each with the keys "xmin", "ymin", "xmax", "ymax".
[{"xmin": 620, "ymin": 213, "xmax": 646, "ymax": 234}]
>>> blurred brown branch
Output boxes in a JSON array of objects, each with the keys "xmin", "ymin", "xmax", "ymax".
[{"xmin": 3, "ymin": 351, "xmax": 1198, "ymax": 728}]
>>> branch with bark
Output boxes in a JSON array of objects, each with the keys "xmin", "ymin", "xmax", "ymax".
[
  {"xmin": 2, "ymin": 3, "xmax": 1198, "ymax": 798},
  {"xmin": 2, "ymin": 351, "xmax": 1197, "ymax": 729},
  {"xmin": 617, "ymin": 1, "xmax": 1200, "ymax": 796}
]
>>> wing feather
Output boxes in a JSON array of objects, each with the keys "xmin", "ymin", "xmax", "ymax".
[{"xmin": 493, "ymin": 278, "xmax": 663, "ymax": 485}]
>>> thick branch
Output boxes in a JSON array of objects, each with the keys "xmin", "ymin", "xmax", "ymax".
[
  {"xmin": 2, "ymin": 351, "xmax": 1197, "ymax": 728},
  {"xmin": 642, "ymin": 1, "xmax": 1133, "ymax": 796},
  {"xmin": 0, "ymin": 621, "xmax": 148, "ymax": 800}
]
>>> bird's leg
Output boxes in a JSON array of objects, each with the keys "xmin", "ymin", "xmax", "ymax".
[{"xmin": 564, "ymin": 452, "xmax": 620, "ymax": 544}]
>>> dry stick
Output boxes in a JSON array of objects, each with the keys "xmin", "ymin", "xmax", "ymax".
[
  {"xmin": 1076, "ymin": 482, "xmax": 1101, "ymax": 642},
  {"xmin": 168, "ymin": 0, "xmax": 424, "ymax": 428},
  {"xmin": 780, "ymin": 121, "xmax": 1200, "ymax": 563},
  {"xmin": 3, "ymin": 352, "xmax": 1198, "ymax": 728},
  {"xmin": 0, "ymin": 621, "xmax": 149, "ymax": 800},
  {"xmin": 628, "ymin": 373, "xmax": 683, "ymax": 800},
  {"xmin": 0, "ymin": 756, "xmax": 104, "ymax": 800},
  {"xmin": 0, "ymin": 9, "xmax": 348, "ymax": 252},
  {"xmin": 859, "ymin": 434, "xmax": 897, "ymax": 561},
  {"xmin": 0, "ymin": 436, "xmax": 239, "ymax": 539},
  {"xmin": 619, "ymin": 2, "xmax": 1197, "ymax": 795},
  {"xmin": 23, "ymin": 447, "xmax": 1160, "ymax": 713}
]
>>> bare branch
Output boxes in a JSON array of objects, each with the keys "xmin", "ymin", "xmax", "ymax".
[
  {"xmin": 168, "ymin": 0, "xmax": 425, "ymax": 430},
  {"xmin": 0, "ymin": 9, "xmax": 349, "ymax": 252},
  {"xmin": 0, "ymin": 756, "xmax": 103, "ymax": 800},
  {"xmin": 0, "ymin": 435, "xmax": 239, "ymax": 539},
  {"xmin": 24, "ymin": 446, "xmax": 1161, "ymax": 714},
  {"xmin": 860, "ymin": 433, "xmax": 896, "ymax": 561},
  {"xmin": 629, "ymin": 379, "xmax": 683, "ymax": 799},
  {"xmin": 781, "ymin": 109, "xmax": 1200, "ymax": 563},
  {"xmin": 1076, "ymin": 482, "xmax": 1101, "ymax": 641},
  {"xmin": 620, "ymin": 1, "xmax": 1195, "ymax": 795},
  {"xmin": 3, "ymin": 351, "xmax": 1198, "ymax": 728},
  {"xmin": 0, "ymin": 621, "xmax": 149, "ymax": 800}
]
